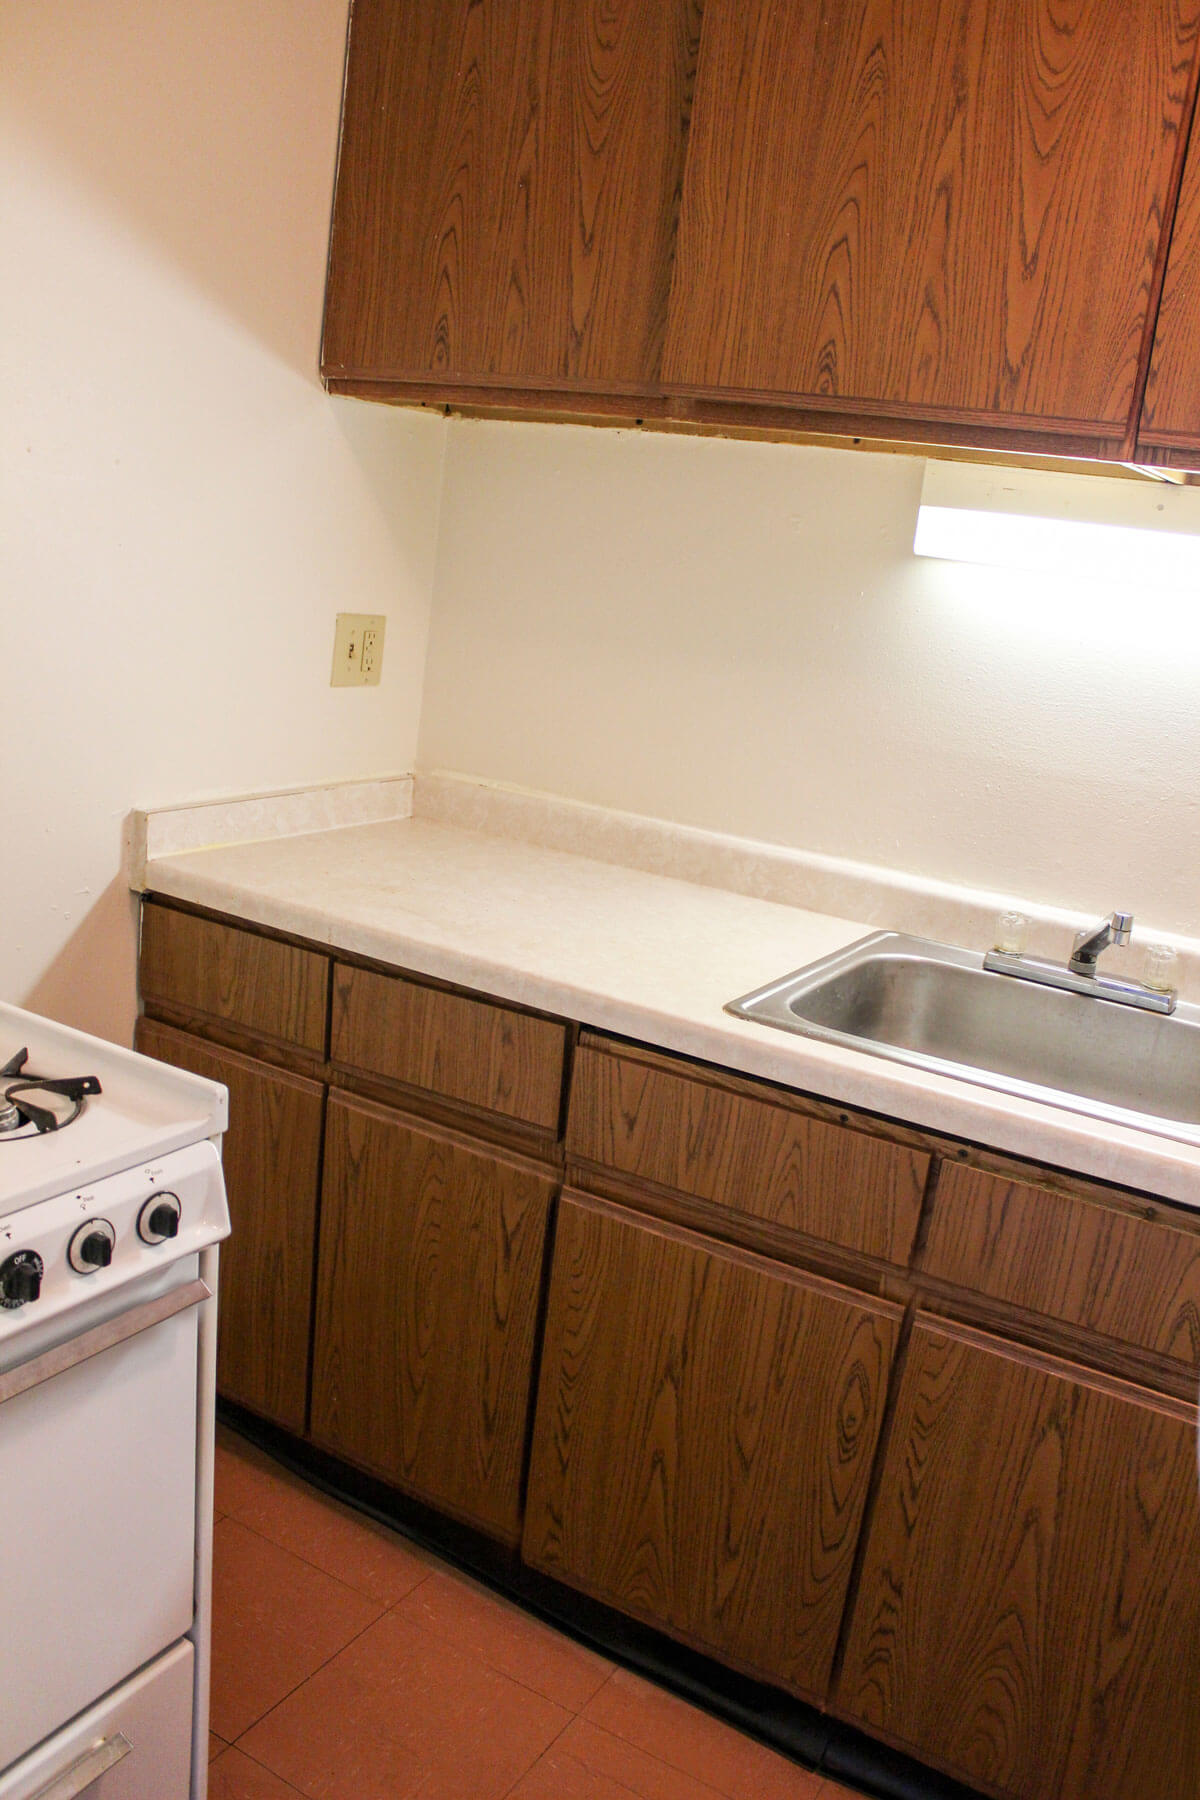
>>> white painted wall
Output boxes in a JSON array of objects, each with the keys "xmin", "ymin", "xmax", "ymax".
[
  {"xmin": 419, "ymin": 420, "xmax": 1200, "ymax": 936},
  {"xmin": 3, "ymin": 2, "xmax": 446, "ymax": 1043}
]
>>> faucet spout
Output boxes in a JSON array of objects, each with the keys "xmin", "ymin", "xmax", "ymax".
[{"xmin": 1069, "ymin": 910, "xmax": 1134, "ymax": 976}]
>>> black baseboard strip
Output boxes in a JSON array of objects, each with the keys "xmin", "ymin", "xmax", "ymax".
[{"xmin": 217, "ymin": 1402, "xmax": 985, "ymax": 1800}]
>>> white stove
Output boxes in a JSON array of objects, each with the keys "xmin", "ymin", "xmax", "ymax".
[{"xmin": 0, "ymin": 1002, "xmax": 229, "ymax": 1800}]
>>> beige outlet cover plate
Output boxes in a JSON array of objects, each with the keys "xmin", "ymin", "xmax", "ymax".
[{"xmin": 331, "ymin": 613, "xmax": 385, "ymax": 687}]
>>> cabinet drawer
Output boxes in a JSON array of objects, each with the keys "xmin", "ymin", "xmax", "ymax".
[
  {"xmin": 567, "ymin": 1041, "xmax": 929, "ymax": 1265},
  {"xmin": 331, "ymin": 963, "xmax": 566, "ymax": 1131},
  {"xmin": 922, "ymin": 1162, "xmax": 1200, "ymax": 1371},
  {"xmin": 140, "ymin": 903, "xmax": 328, "ymax": 1055}
]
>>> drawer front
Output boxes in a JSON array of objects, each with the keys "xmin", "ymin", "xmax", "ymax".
[
  {"xmin": 331, "ymin": 963, "xmax": 566, "ymax": 1131},
  {"xmin": 922, "ymin": 1162, "xmax": 1200, "ymax": 1370},
  {"xmin": 140, "ymin": 903, "xmax": 327, "ymax": 1054},
  {"xmin": 567, "ymin": 1043, "xmax": 929, "ymax": 1264}
]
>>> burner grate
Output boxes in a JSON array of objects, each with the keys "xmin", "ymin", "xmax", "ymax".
[{"xmin": 0, "ymin": 1049, "xmax": 102, "ymax": 1139}]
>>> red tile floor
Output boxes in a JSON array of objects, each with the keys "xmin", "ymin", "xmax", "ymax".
[{"xmin": 208, "ymin": 1426, "xmax": 869, "ymax": 1800}]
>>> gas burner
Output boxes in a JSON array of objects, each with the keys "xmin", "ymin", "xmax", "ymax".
[{"xmin": 0, "ymin": 1048, "xmax": 102, "ymax": 1139}]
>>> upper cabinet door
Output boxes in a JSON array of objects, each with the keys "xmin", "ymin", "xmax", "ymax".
[
  {"xmin": 1138, "ymin": 123, "xmax": 1200, "ymax": 465},
  {"xmin": 322, "ymin": 0, "xmax": 703, "ymax": 394},
  {"xmin": 663, "ymin": 0, "xmax": 1200, "ymax": 454}
]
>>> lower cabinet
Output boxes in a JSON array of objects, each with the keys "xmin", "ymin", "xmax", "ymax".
[
  {"xmin": 136, "ymin": 907, "xmax": 1200, "ymax": 1800},
  {"xmin": 836, "ymin": 1316, "xmax": 1200, "ymax": 1800},
  {"xmin": 523, "ymin": 1192, "xmax": 902, "ymax": 1700},
  {"xmin": 310, "ymin": 1090, "xmax": 555, "ymax": 1544},
  {"xmin": 134, "ymin": 1018, "xmax": 324, "ymax": 1434}
]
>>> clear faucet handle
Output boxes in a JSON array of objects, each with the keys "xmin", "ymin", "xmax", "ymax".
[
  {"xmin": 1143, "ymin": 943, "xmax": 1179, "ymax": 993},
  {"xmin": 993, "ymin": 910, "xmax": 1030, "ymax": 956}
]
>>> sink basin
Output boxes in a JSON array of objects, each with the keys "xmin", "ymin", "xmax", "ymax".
[{"xmin": 727, "ymin": 932, "xmax": 1200, "ymax": 1146}]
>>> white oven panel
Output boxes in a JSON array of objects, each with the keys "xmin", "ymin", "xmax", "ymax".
[
  {"xmin": 0, "ymin": 1639, "xmax": 193, "ymax": 1800},
  {"xmin": 0, "ymin": 1291, "xmax": 198, "ymax": 1772}
]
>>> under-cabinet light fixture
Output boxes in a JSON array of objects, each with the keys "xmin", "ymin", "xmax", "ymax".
[{"xmin": 913, "ymin": 460, "xmax": 1200, "ymax": 590}]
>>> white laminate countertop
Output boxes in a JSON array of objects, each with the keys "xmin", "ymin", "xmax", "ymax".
[{"xmin": 139, "ymin": 815, "xmax": 1200, "ymax": 1209}]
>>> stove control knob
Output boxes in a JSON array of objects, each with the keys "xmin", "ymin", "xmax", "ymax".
[
  {"xmin": 68, "ymin": 1219, "xmax": 116, "ymax": 1275},
  {"xmin": 138, "ymin": 1193, "xmax": 181, "ymax": 1245},
  {"xmin": 0, "ymin": 1250, "xmax": 44, "ymax": 1308}
]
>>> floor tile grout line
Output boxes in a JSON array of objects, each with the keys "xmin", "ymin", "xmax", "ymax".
[
  {"xmin": 379, "ymin": 1586, "xmax": 615, "ymax": 1716},
  {"xmin": 559, "ymin": 1717, "xmax": 749, "ymax": 1800},
  {"xmin": 218, "ymin": 1506, "xmax": 438, "ymax": 1611},
  {"xmin": 225, "ymin": 1596, "xmax": 397, "ymax": 1751},
  {"xmin": 215, "ymin": 1739, "xmax": 310, "ymax": 1798},
  {"xmin": 578, "ymin": 1702, "xmax": 825, "ymax": 1800},
  {"xmin": 494, "ymin": 1703, "xmax": 583, "ymax": 1800},
  {"xmin": 216, "ymin": 1457, "xmax": 838, "ymax": 1796},
  {"xmin": 217, "ymin": 1498, "xmax": 596, "ymax": 1747}
]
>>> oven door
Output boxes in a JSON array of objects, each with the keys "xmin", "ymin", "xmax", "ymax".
[{"xmin": 0, "ymin": 1269, "xmax": 202, "ymax": 1775}]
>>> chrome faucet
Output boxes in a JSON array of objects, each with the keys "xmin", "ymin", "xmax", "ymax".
[
  {"xmin": 984, "ymin": 908, "xmax": 1177, "ymax": 1015},
  {"xmin": 1068, "ymin": 910, "xmax": 1134, "ymax": 976}
]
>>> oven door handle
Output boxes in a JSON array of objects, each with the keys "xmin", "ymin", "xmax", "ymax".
[
  {"xmin": 29, "ymin": 1731, "xmax": 132, "ymax": 1799},
  {"xmin": 0, "ymin": 1278, "xmax": 212, "ymax": 1407}
]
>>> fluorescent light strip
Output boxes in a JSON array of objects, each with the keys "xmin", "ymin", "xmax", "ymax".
[{"xmin": 913, "ymin": 462, "xmax": 1200, "ymax": 591}]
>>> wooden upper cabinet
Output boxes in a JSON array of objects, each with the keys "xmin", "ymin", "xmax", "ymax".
[
  {"xmin": 1139, "ymin": 116, "xmax": 1200, "ymax": 464},
  {"xmin": 663, "ymin": 0, "xmax": 1200, "ymax": 454},
  {"xmin": 322, "ymin": 0, "xmax": 703, "ymax": 394}
]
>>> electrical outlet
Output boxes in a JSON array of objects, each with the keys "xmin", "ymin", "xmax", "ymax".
[{"xmin": 331, "ymin": 613, "xmax": 385, "ymax": 687}]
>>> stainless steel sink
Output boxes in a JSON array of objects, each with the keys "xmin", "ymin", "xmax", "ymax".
[{"xmin": 727, "ymin": 932, "xmax": 1200, "ymax": 1145}]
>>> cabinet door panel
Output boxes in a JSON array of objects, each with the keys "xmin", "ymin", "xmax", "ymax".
[
  {"xmin": 568, "ymin": 1041, "xmax": 928, "ymax": 1265},
  {"xmin": 135, "ymin": 1019, "xmax": 323, "ymax": 1433},
  {"xmin": 837, "ymin": 1318, "xmax": 1200, "ymax": 1800},
  {"xmin": 323, "ymin": 0, "xmax": 702, "ymax": 391},
  {"xmin": 140, "ymin": 901, "xmax": 327, "ymax": 1055},
  {"xmin": 1139, "ymin": 124, "xmax": 1200, "ymax": 460},
  {"xmin": 665, "ymin": 0, "xmax": 1200, "ymax": 443},
  {"xmin": 331, "ymin": 962, "xmax": 566, "ymax": 1133},
  {"xmin": 311, "ymin": 1092, "xmax": 554, "ymax": 1544},
  {"xmin": 524, "ymin": 1194, "xmax": 900, "ymax": 1700},
  {"xmin": 922, "ymin": 1162, "xmax": 1200, "ymax": 1373}
]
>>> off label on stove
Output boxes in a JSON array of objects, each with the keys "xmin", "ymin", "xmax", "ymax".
[{"xmin": 0, "ymin": 1249, "xmax": 44, "ymax": 1309}]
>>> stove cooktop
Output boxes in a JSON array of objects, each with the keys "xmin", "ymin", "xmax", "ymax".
[
  {"xmin": 0, "ymin": 1003, "xmax": 228, "ymax": 1216},
  {"xmin": 0, "ymin": 1046, "xmax": 102, "ymax": 1140}
]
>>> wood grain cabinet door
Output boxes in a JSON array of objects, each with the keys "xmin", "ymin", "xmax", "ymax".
[
  {"xmin": 311, "ymin": 1091, "xmax": 555, "ymax": 1545},
  {"xmin": 135, "ymin": 1019, "xmax": 324, "ymax": 1434},
  {"xmin": 1139, "ymin": 123, "xmax": 1200, "ymax": 465},
  {"xmin": 322, "ymin": 0, "xmax": 703, "ymax": 395},
  {"xmin": 836, "ymin": 1316, "xmax": 1200, "ymax": 1800},
  {"xmin": 524, "ymin": 1193, "xmax": 901, "ymax": 1701},
  {"xmin": 664, "ymin": 0, "xmax": 1200, "ymax": 455}
]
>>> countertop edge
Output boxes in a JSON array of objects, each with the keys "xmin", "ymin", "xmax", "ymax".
[{"xmin": 138, "ymin": 845, "xmax": 1200, "ymax": 1212}]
